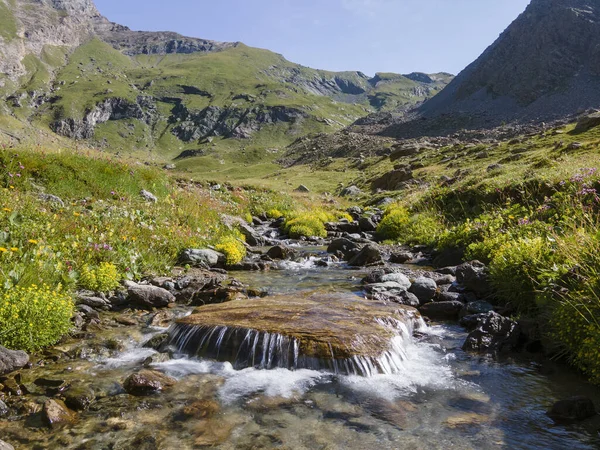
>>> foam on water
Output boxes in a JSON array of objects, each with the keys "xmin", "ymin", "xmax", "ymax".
[{"xmin": 100, "ymin": 348, "xmax": 157, "ymax": 369}]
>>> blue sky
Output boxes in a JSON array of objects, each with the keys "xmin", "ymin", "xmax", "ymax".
[{"xmin": 94, "ymin": 0, "xmax": 531, "ymax": 76}]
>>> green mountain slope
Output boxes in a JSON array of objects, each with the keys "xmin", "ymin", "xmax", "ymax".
[{"xmin": 0, "ymin": 0, "xmax": 452, "ymax": 167}]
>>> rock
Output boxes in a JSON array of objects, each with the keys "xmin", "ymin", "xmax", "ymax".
[
  {"xmin": 179, "ymin": 248, "xmax": 226, "ymax": 268},
  {"xmin": 462, "ymin": 311, "xmax": 521, "ymax": 354},
  {"xmin": 140, "ymin": 190, "xmax": 157, "ymax": 203},
  {"xmin": 390, "ymin": 144, "xmax": 420, "ymax": 160},
  {"xmin": 574, "ymin": 112, "xmax": 600, "ymax": 133},
  {"xmin": 149, "ymin": 310, "xmax": 175, "ymax": 327},
  {"xmin": 346, "ymin": 206, "xmax": 363, "ymax": 220},
  {"xmin": 347, "ymin": 245, "xmax": 383, "ymax": 267},
  {"xmin": 295, "ymin": 184, "xmax": 310, "ymax": 192},
  {"xmin": 0, "ymin": 346, "xmax": 29, "ymax": 375},
  {"xmin": 487, "ymin": 163, "xmax": 502, "ymax": 172},
  {"xmin": 238, "ymin": 223, "xmax": 265, "ymax": 247},
  {"xmin": 42, "ymin": 399, "xmax": 75, "ymax": 429},
  {"xmin": 38, "ymin": 193, "xmax": 65, "ymax": 207},
  {"xmin": 76, "ymin": 292, "xmax": 111, "ymax": 310},
  {"xmin": 436, "ymin": 290, "xmax": 464, "ymax": 303},
  {"xmin": 0, "ymin": 400, "xmax": 9, "ymax": 417},
  {"xmin": 547, "ymin": 397, "xmax": 596, "ymax": 422},
  {"xmin": 461, "ymin": 300, "xmax": 494, "ymax": 317},
  {"xmin": 76, "ymin": 304, "xmax": 100, "ymax": 320},
  {"xmin": 379, "ymin": 272, "xmax": 411, "ymax": 289},
  {"xmin": 171, "ymin": 292, "xmax": 422, "ymax": 375},
  {"xmin": 127, "ymin": 284, "xmax": 176, "ymax": 309},
  {"xmin": 266, "ymin": 245, "xmax": 295, "ymax": 260},
  {"xmin": 143, "ymin": 333, "xmax": 170, "ymax": 351},
  {"xmin": 456, "ymin": 261, "xmax": 491, "ymax": 297},
  {"xmin": 371, "ymin": 168, "xmax": 413, "ymax": 191},
  {"xmin": 389, "ymin": 252, "xmax": 413, "ymax": 264},
  {"xmin": 364, "ymin": 281, "xmax": 409, "ymax": 294},
  {"xmin": 123, "ymin": 370, "xmax": 176, "ymax": 396},
  {"xmin": 327, "ymin": 238, "xmax": 359, "ymax": 259},
  {"xmin": 419, "ymin": 301, "xmax": 463, "ymax": 321},
  {"xmin": 433, "ymin": 248, "xmax": 464, "ymax": 268},
  {"xmin": 409, "ymin": 277, "xmax": 438, "ymax": 304},
  {"xmin": 358, "ymin": 217, "xmax": 377, "ymax": 232},
  {"xmin": 340, "ymin": 186, "xmax": 362, "ymax": 197},
  {"xmin": 163, "ymin": 164, "xmax": 176, "ymax": 170},
  {"xmin": 0, "ymin": 440, "xmax": 14, "ymax": 450},
  {"xmin": 65, "ymin": 385, "xmax": 96, "ymax": 411}
]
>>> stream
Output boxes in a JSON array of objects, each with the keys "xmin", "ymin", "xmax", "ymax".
[{"xmin": 2, "ymin": 244, "xmax": 600, "ymax": 449}]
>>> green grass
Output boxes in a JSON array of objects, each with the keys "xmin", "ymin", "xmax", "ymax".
[{"xmin": 0, "ymin": 1, "xmax": 18, "ymax": 41}]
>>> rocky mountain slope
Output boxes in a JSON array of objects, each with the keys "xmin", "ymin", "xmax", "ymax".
[
  {"xmin": 0, "ymin": 0, "xmax": 451, "ymax": 160},
  {"xmin": 376, "ymin": 0, "xmax": 600, "ymax": 139}
]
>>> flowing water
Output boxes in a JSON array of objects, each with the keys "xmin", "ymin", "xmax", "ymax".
[{"xmin": 2, "ymin": 246, "xmax": 600, "ymax": 449}]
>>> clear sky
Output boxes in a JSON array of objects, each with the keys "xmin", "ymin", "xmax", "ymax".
[{"xmin": 93, "ymin": 0, "xmax": 531, "ymax": 76}]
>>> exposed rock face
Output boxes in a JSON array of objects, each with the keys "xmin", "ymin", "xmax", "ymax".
[
  {"xmin": 171, "ymin": 104, "xmax": 308, "ymax": 142},
  {"xmin": 51, "ymin": 96, "xmax": 156, "ymax": 139},
  {"xmin": 381, "ymin": 0, "xmax": 600, "ymax": 137}
]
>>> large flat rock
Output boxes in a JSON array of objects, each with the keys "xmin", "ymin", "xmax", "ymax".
[{"xmin": 169, "ymin": 292, "xmax": 423, "ymax": 375}]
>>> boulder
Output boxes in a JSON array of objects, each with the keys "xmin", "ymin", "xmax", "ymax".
[
  {"xmin": 123, "ymin": 370, "xmax": 176, "ymax": 396},
  {"xmin": 127, "ymin": 284, "xmax": 176, "ymax": 309},
  {"xmin": 380, "ymin": 272, "xmax": 411, "ymax": 289},
  {"xmin": 547, "ymin": 397, "xmax": 597, "ymax": 422},
  {"xmin": 456, "ymin": 261, "xmax": 491, "ymax": 297},
  {"xmin": 0, "ymin": 400, "xmax": 8, "ymax": 417},
  {"xmin": 140, "ymin": 190, "xmax": 157, "ymax": 203},
  {"xmin": 179, "ymin": 248, "xmax": 226, "ymax": 268},
  {"xmin": 238, "ymin": 223, "xmax": 265, "ymax": 247},
  {"xmin": 295, "ymin": 184, "xmax": 310, "ymax": 192},
  {"xmin": 266, "ymin": 245, "xmax": 295, "ymax": 260},
  {"xmin": 409, "ymin": 277, "xmax": 438, "ymax": 304},
  {"xmin": 574, "ymin": 112, "xmax": 600, "ymax": 133},
  {"xmin": 0, "ymin": 441, "xmax": 14, "ymax": 450},
  {"xmin": 460, "ymin": 301, "xmax": 494, "ymax": 318},
  {"xmin": 340, "ymin": 186, "xmax": 362, "ymax": 197},
  {"xmin": 0, "ymin": 346, "xmax": 29, "ymax": 375},
  {"xmin": 390, "ymin": 252, "xmax": 413, "ymax": 264},
  {"xmin": 42, "ymin": 399, "xmax": 75, "ymax": 429},
  {"xmin": 371, "ymin": 168, "xmax": 413, "ymax": 191},
  {"xmin": 346, "ymin": 206, "xmax": 363, "ymax": 220},
  {"xmin": 358, "ymin": 217, "xmax": 377, "ymax": 232},
  {"xmin": 327, "ymin": 238, "xmax": 359, "ymax": 259},
  {"xmin": 347, "ymin": 245, "xmax": 383, "ymax": 267},
  {"xmin": 462, "ymin": 312, "xmax": 521, "ymax": 354},
  {"xmin": 419, "ymin": 301, "xmax": 463, "ymax": 321}
]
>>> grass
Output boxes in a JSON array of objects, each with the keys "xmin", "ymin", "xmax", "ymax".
[{"xmin": 0, "ymin": 1, "xmax": 17, "ymax": 41}]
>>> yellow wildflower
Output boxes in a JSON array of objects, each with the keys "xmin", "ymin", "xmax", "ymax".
[
  {"xmin": 10, "ymin": 248, "xmax": 18, "ymax": 252},
  {"xmin": 28, "ymin": 239, "xmax": 38, "ymax": 244},
  {"xmin": 2, "ymin": 208, "xmax": 11, "ymax": 212},
  {"xmin": 0, "ymin": 247, "xmax": 7, "ymax": 253}
]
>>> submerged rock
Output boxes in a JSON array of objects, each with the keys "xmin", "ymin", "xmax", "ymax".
[
  {"xmin": 42, "ymin": 399, "xmax": 75, "ymax": 429},
  {"xmin": 123, "ymin": 370, "xmax": 176, "ymax": 396},
  {"xmin": 462, "ymin": 311, "xmax": 521, "ymax": 354},
  {"xmin": 0, "ymin": 346, "xmax": 29, "ymax": 375},
  {"xmin": 169, "ymin": 292, "xmax": 423, "ymax": 376},
  {"xmin": 547, "ymin": 397, "xmax": 597, "ymax": 422}
]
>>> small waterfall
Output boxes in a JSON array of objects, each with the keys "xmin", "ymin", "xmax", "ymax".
[{"xmin": 165, "ymin": 300, "xmax": 427, "ymax": 377}]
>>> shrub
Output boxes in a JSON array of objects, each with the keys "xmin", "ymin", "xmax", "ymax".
[
  {"xmin": 215, "ymin": 236, "xmax": 246, "ymax": 266},
  {"xmin": 377, "ymin": 206, "xmax": 443, "ymax": 246},
  {"xmin": 488, "ymin": 237, "xmax": 553, "ymax": 311},
  {"xmin": 282, "ymin": 213, "xmax": 327, "ymax": 238},
  {"xmin": 0, "ymin": 284, "xmax": 74, "ymax": 351},
  {"xmin": 266, "ymin": 209, "xmax": 283, "ymax": 219},
  {"xmin": 79, "ymin": 262, "xmax": 121, "ymax": 292}
]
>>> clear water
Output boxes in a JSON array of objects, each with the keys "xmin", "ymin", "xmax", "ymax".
[{"xmin": 2, "ymin": 250, "xmax": 600, "ymax": 449}]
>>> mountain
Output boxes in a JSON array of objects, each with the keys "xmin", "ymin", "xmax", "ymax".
[
  {"xmin": 0, "ymin": 0, "xmax": 452, "ymax": 160},
  {"xmin": 376, "ymin": 0, "xmax": 600, "ymax": 138}
]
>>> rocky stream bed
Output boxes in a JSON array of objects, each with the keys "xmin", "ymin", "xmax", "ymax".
[{"xmin": 1, "ymin": 213, "xmax": 600, "ymax": 449}]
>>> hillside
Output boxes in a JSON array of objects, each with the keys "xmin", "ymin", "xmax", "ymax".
[{"xmin": 0, "ymin": 0, "xmax": 451, "ymax": 169}]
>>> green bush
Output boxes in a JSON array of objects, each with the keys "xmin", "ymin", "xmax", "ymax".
[
  {"xmin": 377, "ymin": 206, "xmax": 443, "ymax": 246},
  {"xmin": 79, "ymin": 262, "xmax": 121, "ymax": 292},
  {"xmin": 0, "ymin": 284, "xmax": 74, "ymax": 351},
  {"xmin": 283, "ymin": 213, "xmax": 327, "ymax": 238},
  {"xmin": 488, "ymin": 237, "xmax": 553, "ymax": 311},
  {"xmin": 215, "ymin": 235, "xmax": 246, "ymax": 265}
]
